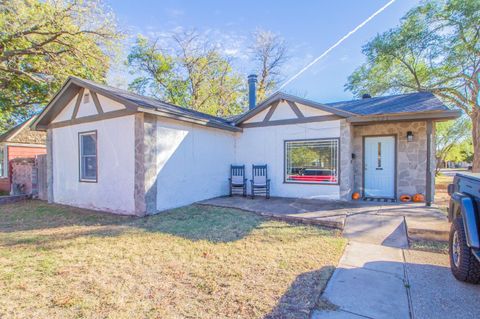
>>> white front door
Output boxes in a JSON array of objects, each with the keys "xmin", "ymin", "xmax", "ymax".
[{"xmin": 364, "ymin": 136, "xmax": 395, "ymax": 198}]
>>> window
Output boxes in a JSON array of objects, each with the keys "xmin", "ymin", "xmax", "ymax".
[
  {"xmin": 285, "ymin": 139, "xmax": 339, "ymax": 184},
  {"xmin": 79, "ymin": 131, "xmax": 97, "ymax": 182},
  {"xmin": 0, "ymin": 147, "xmax": 4, "ymax": 177}
]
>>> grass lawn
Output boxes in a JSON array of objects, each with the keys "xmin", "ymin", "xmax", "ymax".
[{"xmin": 0, "ymin": 200, "xmax": 346, "ymax": 319}]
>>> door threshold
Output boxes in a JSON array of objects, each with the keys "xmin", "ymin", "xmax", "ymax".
[{"xmin": 362, "ymin": 197, "xmax": 396, "ymax": 203}]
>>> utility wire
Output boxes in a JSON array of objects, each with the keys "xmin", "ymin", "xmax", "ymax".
[{"xmin": 276, "ymin": 0, "xmax": 397, "ymax": 92}]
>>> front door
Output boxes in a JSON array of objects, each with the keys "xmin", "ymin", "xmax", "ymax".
[{"xmin": 364, "ymin": 136, "xmax": 395, "ymax": 198}]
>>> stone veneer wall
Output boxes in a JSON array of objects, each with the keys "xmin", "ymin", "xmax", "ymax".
[
  {"xmin": 133, "ymin": 113, "xmax": 158, "ymax": 216},
  {"xmin": 134, "ymin": 113, "xmax": 146, "ymax": 216},
  {"xmin": 340, "ymin": 120, "xmax": 354, "ymax": 200},
  {"xmin": 352, "ymin": 121, "xmax": 429, "ymax": 199}
]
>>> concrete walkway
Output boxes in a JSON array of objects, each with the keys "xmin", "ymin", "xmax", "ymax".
[
  {"xmin": 200, "ymin": 196, "xmax": 449, "ymax": 240},
  {"xmin": 312, "ymin": 213, "xmax": 480, "ymax": 319}
]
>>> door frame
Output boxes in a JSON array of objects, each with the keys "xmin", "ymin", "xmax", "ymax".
[{"xmin": 362, "ymin": 134, "xmax": 397, "ymax": 199}]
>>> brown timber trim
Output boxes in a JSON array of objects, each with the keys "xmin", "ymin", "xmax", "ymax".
[
  {"xmin": 48, "ymin": 109, "xmax": 137, "ymax": 129},
  {"xmin": 287, "ymin": 101, "xmax": 304, "ymax": 118},
  {"xmin": 71, "ymin": 88, "xmax": 84, "ymax": 120},
  {"xmin": 241, "ymin": 115, "xmax": 341, "ymax": 128},
  {"xmin": 91, "ymin": 91, "xmax": 104, "ymax": 115},
  {"xmin": 426, "ymin": 120, "xmax": 433, "ymax": 206},
  {"xmin": 263, "ymin": 100, "xmax": 280, "ymax": 122},
  {"xmin": 348, "ymin": 110, "xmax": 461, "ymax": 124}
]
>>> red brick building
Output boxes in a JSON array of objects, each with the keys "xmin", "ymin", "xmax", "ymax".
[{"xmin": 0, "ymin": 117, "xmax": 46, "ymax": 193}]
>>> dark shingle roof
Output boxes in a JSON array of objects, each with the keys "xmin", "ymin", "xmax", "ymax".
[
  {"xmin": 74, "ymin": 78, "xmax": 233, "ymax": 125},
  {"xmin": 325, "ymin": 92, "xmax": 449, "ymax": 116}
]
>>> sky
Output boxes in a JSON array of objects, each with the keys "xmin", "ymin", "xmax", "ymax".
[{"xmin": 106, "ymin": 0, "xmax": 420, "ymax": 103}]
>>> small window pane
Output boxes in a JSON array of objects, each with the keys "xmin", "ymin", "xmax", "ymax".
[
  {"xmin": 82, "ymin": 135, "xmax": 96, "ymax": 156},
  {"xmin": 79, "ymin": 132, "xmax": 97, "ymax": 181},
  {"xmin": 285, "ymin": 139, "xmax": 339, "ymax": 184}
]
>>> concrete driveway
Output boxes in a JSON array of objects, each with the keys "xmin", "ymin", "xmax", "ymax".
[{"xmin": 313, "ymin": 212, "xmax": 480, "ymax": 319}]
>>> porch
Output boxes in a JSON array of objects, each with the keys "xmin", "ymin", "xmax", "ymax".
[{"xmin": 199, "ymin": 196, "xmax": 449, "ymax": 243}]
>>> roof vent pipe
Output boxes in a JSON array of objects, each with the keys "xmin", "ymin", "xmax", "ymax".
[
  {"xmin": 248, "ymin": 74, "xmax": 257, "ymax": 110},
  {"xmin": 362, "ymin": 93, "xmax": 372, "ymax": 99}
]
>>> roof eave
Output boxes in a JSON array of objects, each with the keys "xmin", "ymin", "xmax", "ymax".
[
  {"xmin": 347, "ymin": 109, "xmax": 462, "ymax": 125},
  {"xmin": 139, "ymin": 107, "xmax": 242, "ymax": 133}
]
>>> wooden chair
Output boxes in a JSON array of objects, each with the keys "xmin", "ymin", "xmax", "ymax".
[
  {"xmin": 229, "ymin": 165, "xmax": 247, "ymax": 197},
  {"xmin": 250, "ymin": 164, "xmax": 270, "ymax": 199}
]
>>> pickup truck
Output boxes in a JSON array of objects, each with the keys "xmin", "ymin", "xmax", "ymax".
[{"xmin": 448, "ymin": 172, "xmax": 480, "ymax": 284}]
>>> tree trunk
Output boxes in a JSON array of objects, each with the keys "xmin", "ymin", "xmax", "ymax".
[{"xmin": 472, "ymin": 109, "xmax": 480, "ymax": 173}]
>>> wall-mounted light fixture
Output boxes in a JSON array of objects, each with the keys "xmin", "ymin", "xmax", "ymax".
[{"xmin": 407, "ymin": 131, "xmax": 414, "ymax": 142}]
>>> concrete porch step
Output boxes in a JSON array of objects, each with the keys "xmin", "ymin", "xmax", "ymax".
[{"xmin": 405, "ymin": 216, "xmax": 450, "ymax": 242}]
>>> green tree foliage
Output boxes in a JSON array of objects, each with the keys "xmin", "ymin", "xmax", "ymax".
[
  {"xmin": 345, "ymin": 0, "xmax": 480, "ymax": 171},
  {"xmin": 435, "ymin": 117, "xmax": 471, "ymax": 172},
  {"xmin": 0, "ymin": 0, "xmax": 122, "ymax": 133},
  {"xmin": 127, "ymin": 32, "xmax": 244, "ymax": 117}
]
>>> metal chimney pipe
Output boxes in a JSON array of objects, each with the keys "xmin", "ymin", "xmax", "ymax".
[{"xmin": 248, "ymin": 74, "xmax": 257, "ymax": 110}]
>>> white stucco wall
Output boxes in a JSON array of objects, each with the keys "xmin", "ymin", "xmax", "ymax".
[
  {"xmin": 234, "ymin": 120, "xmax": 342, "ymax": 199},
  {"xmin": 51, "ymin": 115, "xmax": 136, "ymax": 214},
  {"xmin": 155, "ymin": 118, "xmax": 236, "ymax": 211}
]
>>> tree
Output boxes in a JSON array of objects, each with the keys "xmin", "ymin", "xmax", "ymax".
[
  {"xmin": 435, "ymin": 117, "xmax": 471, "ymax": 173},
  {"xmin": 127, "ymin": 31, "xmax": 244, "ymax": 117},
  {"xmin": 250, "ymin": 29, "xmax": 288, "ymax": 102},
  {"xmin": 0, "ymin": 0, "xmax": 122, "ymax": 133},
  {"xmin": 345, "ymin": 0, "xmax": 480, "ymax": 172}
]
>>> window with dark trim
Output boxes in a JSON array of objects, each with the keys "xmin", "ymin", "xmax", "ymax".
[
  {"xmin": 79, "ymin": 131, "xmax": 97, "ymax": 182},
  {"xmin": 285, "ymin": 139, "xmax": 339, "ymax": 184},
  {"xmin": 0, "ymin": 147, "xmax": 5, "ymax": 177}
]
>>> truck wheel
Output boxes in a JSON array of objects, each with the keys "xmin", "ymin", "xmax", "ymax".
[{"xmin": 449, "ymin": 217, "xmax": 480, "ymax": 284}]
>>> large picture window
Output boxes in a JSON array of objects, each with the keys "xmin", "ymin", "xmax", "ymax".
[
  {"xmin": 285, "ymin": 139, "xmax": 339, "ymax": 184},
  {"xmin": 79, "ymin": 131, "xmax": 97, "ymax": 182}
]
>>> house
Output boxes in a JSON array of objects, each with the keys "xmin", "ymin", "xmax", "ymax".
[
  {"xmin": 0, "ymin": 117, "xmax": 46, "ymax": 193},
  {"xmin": 31, "ymin": 76, "xmax": 460, "ymax": 215}
]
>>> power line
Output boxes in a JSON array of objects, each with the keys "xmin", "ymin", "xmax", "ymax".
[{"xmin": 276, "ymin": 0, "xmax": 396, "ymax": 92}]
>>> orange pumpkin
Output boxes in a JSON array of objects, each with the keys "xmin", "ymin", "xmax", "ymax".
[
  {"xmin": 412, "ymin": 193, "xmax": 424, "ymax": 203},
  {"xmin": 352, "ymin": 192, "xmax": 361, "ymax": 200},
  {"xmin": 400, "ymin": 194, "xmax": 412, "ymax": 202}
]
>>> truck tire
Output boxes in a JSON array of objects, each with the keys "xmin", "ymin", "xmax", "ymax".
[{"xmin": 449, "ymin": 216, "xmax": 480, "ymax": 284}]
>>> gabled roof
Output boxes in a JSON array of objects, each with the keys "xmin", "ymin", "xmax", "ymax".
[
  {"xmin": 33, "ymin": 77, "xmax": 461, "ymax": 132},
  {"xmin": 325, "ymin": 92, "xmax": 450, "ymax": 115},
  {"xmin": 234, "ymin": 91, "xmax": 461, "ymax": 125},
  {"xmin": 234, "ymin": 92, "xmax": 356, "ymax": 124},
  {"xmin": 33, "ymin": 77, "xmax": 241, "ymax": 132},
  {"xmin": 0, "ymin": 117, "xmax": 45, "ymax": 145}
]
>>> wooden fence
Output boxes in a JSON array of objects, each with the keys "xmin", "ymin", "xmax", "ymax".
[{"xmin": 35, "ymin": 154, "xmax": 48, "ymax": 200}]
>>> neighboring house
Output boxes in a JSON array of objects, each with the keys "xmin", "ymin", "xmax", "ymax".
[
  {"xmin": 32, "ymin": 76, "xmax": 460, "ymax": 215},
  {"xmin": 0, "ymin": 117, "xmax": 47, "ymax": 193}
]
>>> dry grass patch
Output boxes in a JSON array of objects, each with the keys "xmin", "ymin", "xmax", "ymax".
[
  {"xmin": 0, "ymin": 200, "xmax": 346, "ymax": 319},
  {"xmin": 435, "ymin": 173, "xmax": 453, "ymax": 209}
]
